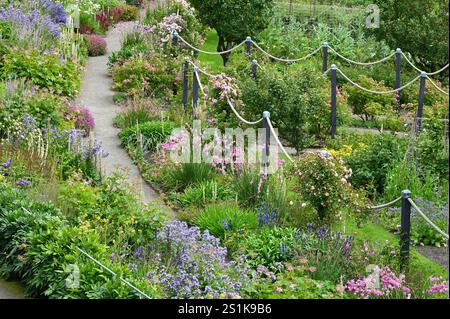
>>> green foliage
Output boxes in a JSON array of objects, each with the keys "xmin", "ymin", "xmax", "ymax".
[
  {"xmin": 343, "ymin": 75, "xmax": 396, "ymax": 121},
  {"xmin": 194, "ymin": 202, "xmax": 258, "ymax": 239},
  {"xmin": 0, "ymin": 48, "xmax": 81, "ymax": 97},
  {"xmin": 111, "ymin": 53, "xmax": 180, "ymax": 98},
  {"xmin": 171, "ymin": 180, "xmax": 234, "ymax": 208},
  {"xmin": 232, "ymin": 167, "xmax": 264, "ymax": 208},
  {"xmin": 383, "ymin": 159, "xmax": 448, "ymax": 204},
  {"xmin": 189, "ymin": 0, "xmax": 274, "ymax": 65},
  {"xmin": 293, "ymin": 152, "xmax": 365, "ymax": 225},
  {"xmin": 240, "ymin": 65, "xmax": 347, "ymax": 149},
  {"xmin": 240, "ymin": 226, "xmax": 299, "ymax": 269},
  {"xmin": 121, "ymin": 4, "xmax": 138, "ymax": 21},
  {"xmin": 113, "ymin": 99, "xmax": 164, "ymax": 129},
  {"xmin": 165, "ymin": 163, "xmax": 214, "ymax": 192},
  {"xmin": 119, "ymin": 121, "xmax": 175, "ymax": 153},
  {"xmin": 370, "ymin": 0, "xmax": 449, "ymax": 72},
  {"xmin": 344, "ymin": 133, "xmax": 406, "ymax": 194},
  {"xmin": 0, "ymin": 81, "xmax": 63, "ymax": 135},
  {"xmin": 417, "ymin": 120, "xmax": 449, "ymax": 181}
]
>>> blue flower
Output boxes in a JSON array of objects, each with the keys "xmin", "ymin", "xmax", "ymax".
[
  {"xmin": 1, "ymin": 159, "xmax": 11, "ymax": 169},
  {"xmin": 16, "ymin": 179, "xmax": 31, "ymax": 187}
]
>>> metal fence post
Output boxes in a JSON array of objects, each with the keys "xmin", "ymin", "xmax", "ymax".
[
  {"xmin": 416, "ymin": 72, "xmax": 427, "ymax": 134},
  {"xmin": 246, "ymin": 36, "xmax": 252, "ymax": 55},
  {"xmin": 192, "ymin": 66, "xmax": 199, "ymax": 119},
  {"xmin": 252, "ymin": 59, "xmax": 258, "ymax": 79},
  {"xmin": 262, "ymin": 111, "xmax": 271, "ymax": 171},
  {"xmin": 330, "ymin": 64, "xmax": 337, "ymax": 139},
  {"xmin": 322, "ymin": 42, "xmax": 328, "ymax": 73},
  {"xmin": 182, "ymin": 59, "xmax": 189, "ymax": 110},
  {"xmin": 395, "ymin": 48, "xmax": 402, "ymax": 103},
  {"xmin": 172, "ymin": 30, "xmax": 179, "ymax": 46},
  {"xmin": 400, "ymin": 190, "xmax": 412, "ymax": 273}
]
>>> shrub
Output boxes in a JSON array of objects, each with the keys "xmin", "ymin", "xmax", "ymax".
[
  {"xmin": 96, "ymin": 11, "xmax": 110, "ymax": 31},
  {"xmin": 0, "ymin": 48, "xmax": 81, "ymax": 97},
  {"xmin": 293, "ymin": 152, "xmax": 354, "ymax": 225},
  {"xmin": 240, "ymin": 65, "xmax": 348, "ymax": 149},
  {"xmin": 120, "ymin": 5, "xmax": 138, "ymax": 21},
  {"xmin": 343, "ymin": 75, "xmax": 396, "ymax": 121},
  {"xmin": 87, "ymin": 34, "xmax": 107, "ymax": 56},
  {"xmin": 111, "ymin": 53, "xmax": 180, "ymax": 98},
  {"xmin": 0, "ymin": 81, "xmax": 63, "ymax": 134},
  {"xmin": 344, "ymin": 133, "xmax": 406, "ymax": 194},
  {"xmin": 79, "ymin": 12, "xmax": 104, "ymax": 36},
  {"xmin": 194, "ymin": 203, "xmax": 258, "ymax": 239}
]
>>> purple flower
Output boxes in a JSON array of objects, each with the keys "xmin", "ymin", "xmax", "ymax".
[
  {"xmin": 16, "ymin": 179, "xmax": 31, "ymax": 187},
  {"xmin": 1, "ymin": 159, "xmax": 11, "ymax": 169}
]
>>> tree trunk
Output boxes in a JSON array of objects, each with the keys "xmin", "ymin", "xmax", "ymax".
[{"xmin": 217, "ymin": 35, "xmax": 233, "ymax": 66}]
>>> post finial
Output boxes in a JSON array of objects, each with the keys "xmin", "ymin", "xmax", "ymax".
[
  {"xmin": 263, "ymin": 111, "xmax": 270, "ymax": 119},
  {"xmin": 402, "ymin": 190, "xmax": 412, "ymax": 198}
]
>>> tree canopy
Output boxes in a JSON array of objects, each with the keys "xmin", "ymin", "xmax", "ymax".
[
  {"xmin": 371, "ymin": 0, "xmax": 449, "ymax": 73},
  {"xmin": 189, "ymin": 0, "xmax": 274, "ymax": 65}
]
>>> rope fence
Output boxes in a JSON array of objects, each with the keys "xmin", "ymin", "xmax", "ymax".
[
  {"xmin": 334, "ymin": 67, "xmax": 422, "ymax": 94},
  {"xmin": 75, "ymin": 246, "xmax": 152, "ymax": 299},
  {"xmin": 172, "ymin": 29, "xmax": 449, "ymax": 76},
  {"xmin": 368, "ymin": 190, "xmax": 449, "ymax": 272},
  {"xmin": 328, "ymin": 46, "xmax": 396, "ymax": 66},
  {"xmin": 407, "ymin": 199, "xmax": 449, "ymax": 240}
]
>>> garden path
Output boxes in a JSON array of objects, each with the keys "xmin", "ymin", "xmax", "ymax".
[
  {"xmin": 0, "ymin": 279, "xmax": 26, "ymax": 299},
  {"xmin": 77, "ymin": 27, "xmax": 172, "ymax": 213}
]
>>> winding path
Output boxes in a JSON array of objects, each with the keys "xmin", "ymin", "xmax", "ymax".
[{"xmin": 77, "ymin": 28, "xmax": 162, "ymax": 204}]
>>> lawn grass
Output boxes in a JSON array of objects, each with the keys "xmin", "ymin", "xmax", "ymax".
[
  {"xmin": 339, "ymin": 218, "xmax": 448, "ymax": 280},
  {"xmin": 198, "ymin": 29, "xmax": 224, "ymax": 70}
]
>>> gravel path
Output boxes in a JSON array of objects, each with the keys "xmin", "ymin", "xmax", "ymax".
[
  {"xmin": 416, "ymin": 246, "xmax": 449, "ymax": 271},
  {"xmin": 77, "ymin": 28, "xmax": 163, "ymax": 204}
]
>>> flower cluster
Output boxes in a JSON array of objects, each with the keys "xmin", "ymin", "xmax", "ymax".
[
  {"xmin": 426, "ymin": 276, "xmax": 449, "ymax": 295},
  {"xmin": 34, "ymin": 0, "xmax": 67, "ymax": 25},
  {"xmin": 0, "ymin": 4, "xmax": 62, "ymax": 47},
  {"xmin": 257, "ymin": 202, "xmax": 279, "ymax": 228},
  {"xmin": 141, "ymin": 220, "xmax": 253, "ymax": 299},
  {"xmin": 158, "ymin": 14, "xmax": 186, "ymax": 36},
  {"xmin": 64, "ymin": 104, "xmax": 95, "ymax": 135},
  {"xmin": 87, "ymin": 34, "xmax": 107, "ymax": 56},
  {"xmin": 345, "ymin": 266, "xmax": 411, "ymax": 299},
  {"xmin": 210, "ymin": 74, "xmax": 239, "ymax": 104}
]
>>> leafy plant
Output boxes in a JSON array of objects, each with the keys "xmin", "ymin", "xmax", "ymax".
[
  {"xmin": 343, "ymin": 75, "xmax": 396, "ymax": 121},
  {"xmin": 165, "ymin": 163, "xmax": 214, "ymax": 192},
  {"xmin": 0, "ymin": 48, "xmax": 81, "ymax": 97},
  {"xmin": 344, "ymin": 133, "xmax": 406, "ymax": 194},
  {"xmin": 194, "ymin": 202, "xmax": 258, "ymax": 239},
  {"xmin": 240, "ymin": 226, "xmax": 300, "ymax": 269},
  {"xmin": 171, "ymin": 180, "xmax": 234, "ymax": 208},
  {"xmin": 119, "ymin": 121, "xmax": 175, "ymax": 153}
]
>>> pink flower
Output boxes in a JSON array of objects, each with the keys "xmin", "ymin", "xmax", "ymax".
[{"xmin": 276, "ymin": 287, "xmax": 283, "ymax": 293}]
